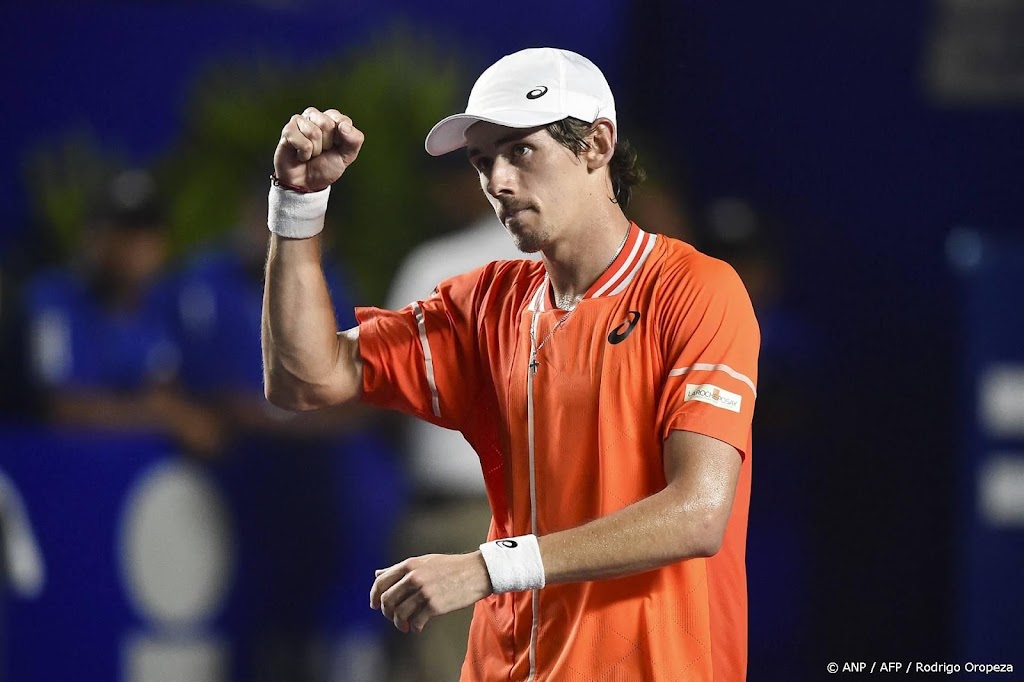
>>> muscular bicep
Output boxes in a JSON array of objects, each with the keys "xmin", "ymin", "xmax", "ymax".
[
  {"xmin": 263, "ymin": 234, "xmax": 364, "ymax": 410},
  {"xmin": 263, "ymin": 324, "xmax": 362, "ymax": 410},
  {"xmin": 662, "ymin": 430, "xmax": 742, "ymax": 554}
]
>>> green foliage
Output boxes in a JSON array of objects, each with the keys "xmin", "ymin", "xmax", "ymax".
[
  {"xmin": 161, "ymin": 27, "xmax": 468, "ymax": 304},
  {"xmin": 23, "ymin": 26, "xmax": 469, "ymax": 303},
  {"xmin": 23, "ymin": 130, "xmax": 123, "ymax": 260}
]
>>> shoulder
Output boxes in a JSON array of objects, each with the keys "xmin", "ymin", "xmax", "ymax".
[
  {"xmin": 645, "ymin": 235, "xmax": 757, "ymax": 339},
  {"xmin": 644, "ymin": 238, "xmax": 760, "ymax": 355},
  {"xmin": 434, "ymin": 258, "xmax": 544, "ymax": 312},
  {"xmin": 480, "ymin": 258, "xmax": 544, "ymax": 301},
  {"xmin": 387, "ymin": 218, "xmax": 534, "ymax": 308},
  {"xmin": 480, "ymin": 258, "xmax": 545, "ymax": 288},
  {"xmin": 651, "ymin": 235, "xmax": 747, "ymax": 297}
]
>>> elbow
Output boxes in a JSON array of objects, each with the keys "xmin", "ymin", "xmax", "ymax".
[
  {"xmin": 678, "ymin": 508, "xmax": 730, "ymax": 559},
  {"xmin": 260, "ymin": 366, "xmax": 315, "ymax": 409},
  {"xmin": 264, "ymin": 378, "xmax": 301, "ymax": 411},
  {"xmin": 692, "ymin": 528, "xmax": 726, "ymax": 558},
  {"xmin": 262, "ymin": 328, "xmax": 361, "ymax": 411},
  {"xmin": 264, "ymin": 376, "xmax": 323, "ymax": 409},
  {"xmin": 263, "ymin": 370, "xmax": 349, "ymax": 412},
  {"xmin": 263, "ymin": 384, "xmax": 331, "ymax": 412}
]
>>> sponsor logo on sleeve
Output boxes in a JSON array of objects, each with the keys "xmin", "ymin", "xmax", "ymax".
[{"xmin": 685, "ymin": 384, "xmax": 742, "ymax": 413}]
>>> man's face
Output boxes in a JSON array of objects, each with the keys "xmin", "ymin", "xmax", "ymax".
[
  {"xmin": 95, "ymin": 225, "xmax": 168, "ymax": 289},
  {"xmin": 465, "ymin": 122, "xmax": 589, "ymax": 253}
]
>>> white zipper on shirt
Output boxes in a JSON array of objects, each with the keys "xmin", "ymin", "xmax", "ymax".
[
  {"xmin": 518, "ymin": 233, "xmax": 654, "ymax": 680},
  {"xmin": 525, "ymin": 287, "xmax": 543, "ymax": 682}
]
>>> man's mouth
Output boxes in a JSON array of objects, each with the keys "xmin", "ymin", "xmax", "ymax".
[{"xmin": 501, "ymin": 204, "xmax": 531, "ymax": 223}]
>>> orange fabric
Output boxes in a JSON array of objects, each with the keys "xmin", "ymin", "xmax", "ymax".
[{"xmin": 357, "ymin": 223, "xmax": 759, "ymax": 681}]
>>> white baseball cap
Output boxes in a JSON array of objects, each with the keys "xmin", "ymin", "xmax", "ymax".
[{"xmin": 424, "ymin": 47, "xmax": 617, "ymax": 157}]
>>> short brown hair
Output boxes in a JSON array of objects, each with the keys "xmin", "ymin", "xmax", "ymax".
[{"xmin": 545, "ymin": 117, "xmax": 646, "ymax": 208}]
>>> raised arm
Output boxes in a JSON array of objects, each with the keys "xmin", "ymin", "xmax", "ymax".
[{"xmin": 262, "ymin": 107, "xmax": 365, "ymax": 410}]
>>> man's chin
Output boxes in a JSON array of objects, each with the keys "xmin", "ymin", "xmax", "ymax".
[
  {"xmin": 503, "ymin": 214, "xmax": 546, "ymax": 253},
  {"xmin": 514, "ymin": 238, "xmax": 543, "ymax": 254},
  {"xmin": 510, "ymin": 229, "xmax": 546, "ymax": 254}
]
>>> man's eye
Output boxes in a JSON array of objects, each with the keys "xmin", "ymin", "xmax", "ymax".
[{"xmin": 512, "ymin": 144, "xmax": 530, "ymax": 157}]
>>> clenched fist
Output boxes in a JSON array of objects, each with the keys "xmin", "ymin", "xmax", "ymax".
[
  {"xmin": 370, "ymin": 552, "xmax": 493, "ymax": 633},
  {"xmin": 273, "ymin": 107, "xmax": 364, "ymax": 192}
]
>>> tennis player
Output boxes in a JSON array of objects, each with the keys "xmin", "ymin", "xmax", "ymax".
[{"xmin": 262, "ymin": 47, "xmax": 759, "ymax": 681}]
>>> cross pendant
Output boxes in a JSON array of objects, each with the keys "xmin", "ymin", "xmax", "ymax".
[{"xmin": 529, "ymin": 358, "xmax": 540, "ymax": 374}]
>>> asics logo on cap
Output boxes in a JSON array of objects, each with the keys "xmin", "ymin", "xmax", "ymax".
[{"xmin": 424, "ymin": 48, "xmax": 617, "ymax": 156}]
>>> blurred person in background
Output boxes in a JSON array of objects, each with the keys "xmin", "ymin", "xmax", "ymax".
[
  {"xmin": 700, "ymin": 197, "xmax": 821, "ymax": 450},
  {"xmin": 167, "ymin": 179, "xmax": 403, "ymax": 682},
  {"xmin": 24, "ymin": 169, "xmax": 224, "ymax": 456},
  {"xmin": 263, "ymin": 47, "xmax": 759, "ymax": 680},
  {"xmin": 383, "ymin": 159, "xmax": 538, "ymax": 681}
]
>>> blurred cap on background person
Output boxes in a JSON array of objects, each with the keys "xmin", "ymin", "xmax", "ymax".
[
  {"xmin": 91, "ymin": 169, "xmax": 165, "ymax": 232},
  {"xmin": 84, "ymin": 169, "xmax": 169, "ymax": 296}
]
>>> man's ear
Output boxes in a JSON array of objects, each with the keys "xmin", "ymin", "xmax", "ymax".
[{"xmin": 584, "ymin": 119, "xmax": 616, "ymax": 170}]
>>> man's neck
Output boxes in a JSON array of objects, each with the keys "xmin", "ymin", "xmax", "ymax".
[{"xmin": 541, "ymin": 207, "xmax": 631, "ymax": 310}]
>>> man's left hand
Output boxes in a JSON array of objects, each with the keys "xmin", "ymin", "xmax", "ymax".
[{"xmin": 370, "ymin": 551, "xmax": 493, "ymax": 633}]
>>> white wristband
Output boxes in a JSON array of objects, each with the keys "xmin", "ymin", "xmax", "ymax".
[
  {"xmin": 479, "ymin": 534, "xmax": 546, "ymax": 594},
  {"xmin": 268, "ymin": 182, "xmax": 331, "ymax": 239}
]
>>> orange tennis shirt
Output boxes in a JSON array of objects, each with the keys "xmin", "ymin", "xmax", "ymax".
[{"xmin": 356, "ymin": 222, "xmax": 759, "ymax": 681}]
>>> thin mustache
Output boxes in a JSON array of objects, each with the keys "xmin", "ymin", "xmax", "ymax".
[{"xmin": 498, "ymin": 201, "xmax": 533, "ymax": 215}]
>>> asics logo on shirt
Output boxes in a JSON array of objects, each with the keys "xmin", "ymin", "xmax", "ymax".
[{"xmin": 607, "ymin": 311, "xmax": 641, "ymax": 344}]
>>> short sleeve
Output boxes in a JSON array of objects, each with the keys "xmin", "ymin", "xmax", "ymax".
[
  {"xmin": 355, "ymin": 266, "xmax": 487, "ymax": 432},
  {"xmin": 656, "ymin": 256, "xmax": 760, "ymax": 458}
]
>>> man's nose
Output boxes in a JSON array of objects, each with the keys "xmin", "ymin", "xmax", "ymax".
[{"xmin": 484, "ymin": 156, "xmax": 515, "ymax": 198}]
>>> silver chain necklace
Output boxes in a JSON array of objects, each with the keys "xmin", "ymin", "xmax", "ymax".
[{"xmin": 528, "ymin": 225, "xmax": 630, "ymax": 373}]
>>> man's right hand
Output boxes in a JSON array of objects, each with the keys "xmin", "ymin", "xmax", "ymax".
[{"xmin": 273, "ymin": 107, "xmax": 365, "ymax": 192}]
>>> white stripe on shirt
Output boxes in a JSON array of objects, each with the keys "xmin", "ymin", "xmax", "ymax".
[
  {"xmin": 412, "ymin": 301, "xmax": 442, "ymax": 417},
  {"xmin": 668, "ymin": 362, "xmax": 757, "ymax": 397}
]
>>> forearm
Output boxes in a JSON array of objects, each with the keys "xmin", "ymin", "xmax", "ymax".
[
  {"xmin": 261, "ymin": 233, "xmax": 356, "ymax": 409},
  {"xmin": 538, "ymin": 479, "xmax": 727, "ymax": 585},
  {"xmin": 49, "ymin": 387, "xmax": 226, "ymax": 456},
  {"xmin": 373, "ymin": 477, "xmax": 731, "ymax": 634}
]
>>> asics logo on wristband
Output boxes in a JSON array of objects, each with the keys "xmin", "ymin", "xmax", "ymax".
[{"xmin": 480, "ymin": 534, "xmax": 545, "ymax": 593}]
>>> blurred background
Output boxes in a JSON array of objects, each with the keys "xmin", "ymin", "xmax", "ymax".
[{"xmin": 0, "ymin": 0, "xmax": 1021, "ymax": 680}]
